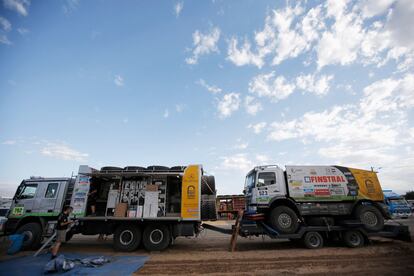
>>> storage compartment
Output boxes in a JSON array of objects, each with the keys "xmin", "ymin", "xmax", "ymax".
[{"xmin": 86, "ymin": 171, "xmax": 183, "ymax": 218}]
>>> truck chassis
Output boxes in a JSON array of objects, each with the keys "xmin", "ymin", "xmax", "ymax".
[{"xmin": 202, "ymin": 213, "xmax": 411, "ymax": 250}]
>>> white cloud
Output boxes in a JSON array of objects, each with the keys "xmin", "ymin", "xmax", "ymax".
[
  {"xmin": 244, "ymin": 96, "xmax": 262, "ymax": 115},
  {"xmin": 62, "ymin": 0, "xmax": 79, "ymax": 14},
  {"xmin": 0, "ymin": 16, "xmax": 11, "ymax": 32},
  {"xmin": 220, "ymin": 153, "xmax": 253, "ymax": 172},
  {"xmin": 387, "ymin": 0, "xmax": 414, "ymax": 49},
  {"xmin": 163, "ymin": 109, "xmax": 169, "ymax": 118},
  {"xmin": 17, "ymin": 27, "xmax": 29, "ymax": 35},
  {"xmin": 359, "ymin": 0, "xmax": 395, "ymax": 18},
  {"xmin": 174, "ymin": 1, "xmax": 183, "ymax": 18},
  {"xmin": 217, "ymin": 92, "xmax": 240, "ymax": 119},
  {"xmin": 197, "ymin": 79, "xmax": 222, "ymax": 94},
  {"xmin": 2, "ymin": 140, "xmax": 16, "ymax": 145},
  {"xmin": 41, "ymin": 143, "xmax": 88, "ymax": 162},
  {"xmin": 227, "ymin": 3, "xmax": 325, "ymax": 67},
  {"xmin": 317, "ymin": 2, "xmax": 364, "ymax": 68},
  {"xmin": 249, "ymin": 72, "xmax": 295, "ymax": 102},
  {"xmin": 296, "ymin": 73, "xmax": 334, "ymax": 96},
  {"xmin": 256, "ymin": 154, "xmax": 270, "ymax": 163},
  {"xmin": 0, "ymin": 34, "xmax": 11, "ymax": 45},
  {"xmin": 3, "ymin": 0, "xmax": 30, "ymax": 16},
  {"xmin": 114, "ymin": 75, "xmax": 124, "ymax": 87},
  {"xmin": 233, "ymin": 138, "xmax": 248, "ymax": 150},
  {"xmin": 227, "ymin": 37, "xmax": 264, "ymax": 68},
  {"xmin": 247, "ymin": 122, "xmax": 267, "ymax": 134},
  {"xmin": 266, "ymin": 74, "xmax": 414, "ymax": 175},
  {"xmin": 186, "ymin": 27, "xmax": 220, "ymax": 64},
  {"xmin": 175, "ymin": 104, "xmax": 184, "ymax": 112}
]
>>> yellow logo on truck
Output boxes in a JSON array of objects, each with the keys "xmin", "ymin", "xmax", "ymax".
[
  {"xmin": 181, "ymin": 165, "xmax": 200, "ymax": 220},
  {"xmin": 349, "ymin": 168, "xmax": 384, "ymax": 201}
]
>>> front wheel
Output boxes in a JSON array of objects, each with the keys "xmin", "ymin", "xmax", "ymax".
[
  {"xmin": 355, "ymin": 205, "xmax": 384, "ymax": 231},
  {"xmin": 16, "ymin": 222, "xmax": 42, "ymax": 250},
  {"xmin": 268, "ymin": 206, "xmax": 299, "ymax": 234}
]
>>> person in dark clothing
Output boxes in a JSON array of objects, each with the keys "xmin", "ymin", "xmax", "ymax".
[
  {"xmin": 88, "ymin": 181, "xmax": 98, "ymax": 216},
  {"xmin": 51, "ymin": 206, "xmax": 73, "ymax": 259}
]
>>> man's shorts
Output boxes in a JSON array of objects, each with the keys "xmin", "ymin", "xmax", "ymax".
[{"xmin": 56, "ymin": 230, "xmax": 67, "ymax": 242}]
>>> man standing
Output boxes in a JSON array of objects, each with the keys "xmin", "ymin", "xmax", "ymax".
[
  {"xmin": 88, "ymin": 180, "xmax": 98, "ymax": 216},
  {"xmin": 50, "ymin": 206, "xmax": 73, "ymax": 259}
]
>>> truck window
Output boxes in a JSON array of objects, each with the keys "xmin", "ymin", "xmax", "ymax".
[
  {"xmin": 18, "ymin": 184, "xmax": 37, "ymax": 199},
  {"xmin": 45, "ymin": 183, "xmax": 59, "ymax": 198},
  {"xmin": 257, "ymin": 172, "xmax": 276, "ymax": 187},
  {"xmin": 245, "ymin": 172, "xmax": 256, "ymax": 191}
]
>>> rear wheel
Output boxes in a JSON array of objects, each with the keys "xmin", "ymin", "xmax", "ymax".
[
  {"xmin": 142, "ymin": 224, "xmax": 171, "ymax": 251},
  {"xmin": 113, "ymin": 224, "xmax": 141, "ymax": 252},
  {"xmin": 268, "ymin": 206, "xmax": 299, "ymax": 234},
  {"xmin": 343, "ymin": 230, "xmax": 364, "ymax": 248},
  {"xmin": 355, "ymin": 205, "xmax": 384, "ymax": 231},
  {"xmin": 16, "ymin": 222, "xmax": 42, "ymax": 250},
  {"xmin": 303, "ymin": 231, "xmax": 324, "ymax": 249}
]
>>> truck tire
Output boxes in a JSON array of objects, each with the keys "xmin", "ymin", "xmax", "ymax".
[
  {"xmin": 268, "ymin": 206, "xmax": 299, "ymax": 234},
  {"xmin": 201, "ymin": 197, "xmax": 217, "ymax": 220},
  {"xmin": 113, "ymin": 224, "xmax": 141, "ymax": 252},
  {"xmin": 101, "ymin": 166, "xmax": 123, "ymax": 172},
  {"xmin": 124, "ymin": 166, "xmax": 146, "ymax": 171},
  {"xmin": 169, "ymin": 166, "xmax": 186, "ymax": 172},
  {"xmin": 16, "ymin": 222, "xmax": 42, "ymax": 250},
  {"xmin": 355, "ymin": 205, "xmax": 384, "ymax": 232},
  {"xmin": 343, "ymin": 230, "xmax": 364, "ymax": 248},
  {"xmin": 142, "ymin": 224, "xmax": 171, "ymax": 251},
  {"xmin": 303, "ymin": 231, "xmax": 324, "ymax": 249},
  {"xmin": 201, "ymin": 176, "xmax": 215, "ymax": 195},
  {"xmin": 146, "ymin": 166, "xmax": 170, "ymax": 171}
]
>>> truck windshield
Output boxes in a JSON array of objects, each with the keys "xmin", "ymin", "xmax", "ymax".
[
  {"xmin": 390, "ymin": 198, "xmax": 408, "ymax": 205},
  {"xmin": 245, "ymin": 172, "xmax": 256, "ymax": 192}
]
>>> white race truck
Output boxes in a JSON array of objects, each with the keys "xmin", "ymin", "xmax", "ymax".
[
  {"xmin": 5, "ymin": 165, "xmax": 216, "ymax": 251},
  {"xmin": 244, "ymin": 165, "xmax": 390, "ymax": 234}
]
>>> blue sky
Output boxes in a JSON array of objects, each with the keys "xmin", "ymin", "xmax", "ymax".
[{"xmin": 1, "ymin": 0, "xmax": 413, "ymax": 197}]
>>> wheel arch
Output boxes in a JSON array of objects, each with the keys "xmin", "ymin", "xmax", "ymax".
[
  {"xmin": 269, "ymin": 197, "xmax": 301, "ymax": 218},
  {"xmin": 351, "ymin": 200, "xmax": 388, "ymax": 218},
  {"xmin": 16, "ymin": 216, "xmax": 45, "ymax": 232}
]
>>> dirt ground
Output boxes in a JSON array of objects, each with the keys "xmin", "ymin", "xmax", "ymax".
[{"xmin": 3, "ymin": 217, "xmax": 414, "ymax": 275}]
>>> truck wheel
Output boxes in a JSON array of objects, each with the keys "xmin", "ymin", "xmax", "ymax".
[
  {"xmin": 303, "ymin": 231, "xmax": 324, "ymax": 249},
  {"xmin": 146, "ymin": 166, "xmax": 170, "ymax": 171},
  {"xmin": 201, "ymin": 197, "xmax": 217, "ymax": 220},
  {"xmin": 343, "ymin": 230, "xmax": 364, "ymax": 248},
  {"xmin": 16, "ymin": 222, "xmax": 42, "ymax": 250},
  {"xmin": 201, "ymin": 176, "xmax": 215, "ymax": 195},
  {"xmin": 142, "ymin": 224, "xmax": 170, "ymax": 251},
  {"xmin": 355, "ymin": 205, "xmax": 384, "ymax": 231},
  {"xmin": 113, "ymin": 224, "xmax": 141, "ymax": 252},
  {"xmin": 268, "ymin": 206, "xmax": 299, "ymax": 234}
]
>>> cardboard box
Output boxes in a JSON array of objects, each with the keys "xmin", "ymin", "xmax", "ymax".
[
  {"xmin": 114, "ymin": 203, "xmax": 128, "ymax": 217},
  {"xmin": 146, "ymin": 184, "xmax": 158, "ymax": 191}
]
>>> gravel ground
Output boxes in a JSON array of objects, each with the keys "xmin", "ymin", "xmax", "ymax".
[{"xmin": 2, "ymin": 217, "xmax": 413, "ymax": 275}]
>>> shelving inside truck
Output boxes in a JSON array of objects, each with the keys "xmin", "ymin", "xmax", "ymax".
[{"xmin": 85, "ymin": 169, "xmax": 184, "ymax": 219}]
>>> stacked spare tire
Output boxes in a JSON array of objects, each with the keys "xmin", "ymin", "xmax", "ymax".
[{"xmin": 201, "ymin": 175, "xmax": 217, "ymax": 221}]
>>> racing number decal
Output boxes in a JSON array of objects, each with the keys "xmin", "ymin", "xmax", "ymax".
[{"xmin": 258, "ymin": 190, "xmax": 268, "ymax": 196}]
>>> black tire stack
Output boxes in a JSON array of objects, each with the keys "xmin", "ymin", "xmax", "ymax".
[{"xmin": 201, "ymin": 175, "xmax": 217, "ymax": 220}]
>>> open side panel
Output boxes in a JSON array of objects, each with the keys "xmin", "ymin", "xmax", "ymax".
[{"xmin": 181, "ymin": 165, "xmax": 201, "ymax": 221}]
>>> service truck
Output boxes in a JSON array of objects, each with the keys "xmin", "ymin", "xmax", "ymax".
[
  {"xmin": 4, "ymin": 164, "xmax": 216, "ymax": 251},
  {"xmin": 244, "ymin": 165, "xmax": 390, "ymax": 234},
  {"xmin": 383, "ymin": 190, "xmax": 412, "ymax": 219}
]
